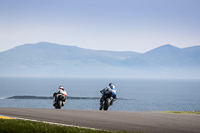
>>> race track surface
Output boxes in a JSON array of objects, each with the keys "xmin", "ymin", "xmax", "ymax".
[{"xmin": 0, "ymin": 107, "xmax": 200, "ymax": 133}]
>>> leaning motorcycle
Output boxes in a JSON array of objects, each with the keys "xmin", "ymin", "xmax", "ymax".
[
  {"xmin": 100, "ymin": 91, "xmax": 114, "ymax": 111},
  {"xmin": 53, "ymin": 93, "xmax": 66, "ymax": 109}
]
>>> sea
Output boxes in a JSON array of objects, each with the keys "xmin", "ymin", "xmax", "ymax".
[{"xmin": 0, "ymin": 77, "xmax": 200, "ymax": 112}]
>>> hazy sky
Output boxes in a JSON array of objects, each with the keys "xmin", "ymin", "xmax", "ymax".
[{"xmin": 0, "ymin": 0, "xmax": 200, "ymax": 53}]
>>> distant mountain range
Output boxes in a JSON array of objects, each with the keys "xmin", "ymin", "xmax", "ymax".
[{"xmin": 0, "ymin": 42, "xmax": 199, "ymax": 79}]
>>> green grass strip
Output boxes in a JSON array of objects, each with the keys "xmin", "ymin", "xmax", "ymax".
[
  {"xmin": 158, "ymin": 111, "xmax": 200, "ymax": 114},
  {"xmin": 0, "ymin": 119, "xmax": 141, "ymax": 133}
]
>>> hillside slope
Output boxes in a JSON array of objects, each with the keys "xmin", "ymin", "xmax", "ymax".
[{"xmin": 0, "ymin": 42, "xmax": 199, "ymax": 78}]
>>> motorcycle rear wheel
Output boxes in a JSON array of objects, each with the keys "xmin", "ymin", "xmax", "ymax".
[
  {"xmin": 103, "ymin": 98, "xmax": 110, "ymax": 111},
  {"xmin": 55, "ymin": 100, "xmax": 62, "ymax": 109}
]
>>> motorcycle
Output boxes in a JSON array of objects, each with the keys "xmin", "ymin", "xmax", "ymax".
[
  {"xmin": 100, "ymin": 91, "xmax": 114, "ymax": 111},
  {"xmin": 53, "ymin": 93, "xmax": 66, "ymax": 109}
]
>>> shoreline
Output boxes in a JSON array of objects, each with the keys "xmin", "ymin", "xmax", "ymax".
[{"xmin": 6, "ymin": 95, "xmax": 127, "ymax": 100}]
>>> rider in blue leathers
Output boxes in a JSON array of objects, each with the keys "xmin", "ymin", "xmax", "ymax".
[{"xmin": 99, "ymin": 83, "xmax": 117, "ymax": 110}]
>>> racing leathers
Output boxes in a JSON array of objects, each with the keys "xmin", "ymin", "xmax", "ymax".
[
  {"xmin": 53, "ymin": 88, "xmax": 67, "ymax": 106},
  {"xmin": 100, "ymin": 85, "xmax": 117, "ymax": 107}
]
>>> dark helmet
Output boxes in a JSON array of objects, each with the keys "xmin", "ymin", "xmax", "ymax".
[{"xmin": 109, "ymin": 83, "xmax": 113, "ymax": 86}]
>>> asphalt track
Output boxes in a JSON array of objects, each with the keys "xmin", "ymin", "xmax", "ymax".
[{"xmin": 0, "ymin": 108, "xmax": 200, "ymax": 133}]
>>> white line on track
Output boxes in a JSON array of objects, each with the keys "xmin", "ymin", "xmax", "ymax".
[{"xmin": 9, "ymin": 116, "xmax": 103, "ymax": 131}]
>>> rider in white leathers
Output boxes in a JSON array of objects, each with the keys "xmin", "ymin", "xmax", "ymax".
[
  {"xmin": 57, "ymin": 86, "xmax": 67, "ymax": 96},
  {"xmin": 53, "ymin": 86, "xmax": 67, "ymax": 106}
]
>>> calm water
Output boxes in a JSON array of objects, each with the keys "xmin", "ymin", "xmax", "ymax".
[{"xmin": 0, "ymin": 77, "xmax": 199, "ymax": 112}]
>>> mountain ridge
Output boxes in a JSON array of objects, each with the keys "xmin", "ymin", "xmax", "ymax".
[{"xmin": 0, "ymin": 42, "xmax": 200, "ymax": 78}]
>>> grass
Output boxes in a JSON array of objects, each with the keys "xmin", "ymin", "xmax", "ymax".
[
  {"xmin": 0, "ymin": 116, "xmax": 16, "ymax": 119},
  {"xmin": 158, "ymin": 111, "xmax": 200, "ymax": 114},
  {"xmin": 0, "ymin": 119, "xmax": 141, "ymax": 133}
]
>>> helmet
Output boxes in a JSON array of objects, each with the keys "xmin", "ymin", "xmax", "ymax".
[
  {"xmin": 59, "ymin": 86, "xmax": 64, "ymax": 89},
  {"xmin": 109, "ymin": 83, "xmax": 113, "ymax": 86}
]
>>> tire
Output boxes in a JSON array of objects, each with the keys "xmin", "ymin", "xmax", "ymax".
[
  {"xmin": 103, "ymin": 98, "xmax": 110, "ymax": 111},
  {"xmin": 56, "ymin": 100, "xmax": 62, "ymax": 109}
]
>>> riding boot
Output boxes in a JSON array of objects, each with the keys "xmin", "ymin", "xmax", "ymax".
[
  {"xmin": 99, "ymin": 96, "xmax": 104, "ymax": 110},
  {"xmin": 110, "ymin": 99, "xmax": 113, "ymax": 105},
  {"xmin": 53, "ymin": 96, "xmax": 56, "ymax": 106},
  {"xmin": 53, "ymin": 99, "xmax": 56, "ymax": 106},
  {"xmin": 99, "ymin": 106, "xmax": 103, "ymax": 110},
  {"xmin": 99, "ymin": 101, "xmax": 103, "ymax": 110},
  {"xmin": 110, "ymin": 99, "xmax": 116, "ymax": 105}
]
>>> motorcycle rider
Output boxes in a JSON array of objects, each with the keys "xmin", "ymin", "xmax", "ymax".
[
  {"xmin": 99, "ymin": 83, "xmax": 117, "ymax": 110},
  {"xmin": 53, "ymin": 86, "xmax": 67, "ymax": 106}
]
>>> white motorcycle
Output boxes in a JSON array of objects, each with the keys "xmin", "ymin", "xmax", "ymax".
[{"xmin": 53, "ymin": 93, "xmax": 66, "ymax": 109}]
